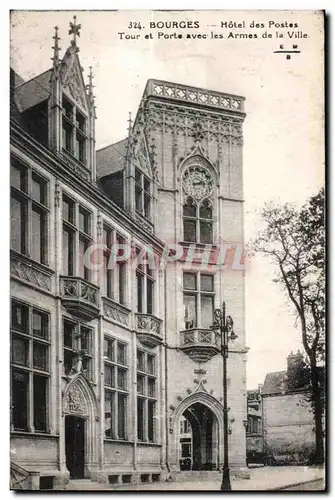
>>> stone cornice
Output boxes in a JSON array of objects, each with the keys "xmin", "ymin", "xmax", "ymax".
[
  {"xmin": 144, "ymin": 79, "xmax": 246, "ymax": 116},
  {"xmin": 219, "ymin": 196, "xmax": 245, "ymax": 203}
]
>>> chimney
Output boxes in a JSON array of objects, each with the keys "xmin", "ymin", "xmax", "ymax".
[
  {"xmin": 287, "ymin": 350, "xmax": 305, "ymax": 390},
  {"xmin": 287, "ymin": 350, "xmax": 304, "ymax": 370}
]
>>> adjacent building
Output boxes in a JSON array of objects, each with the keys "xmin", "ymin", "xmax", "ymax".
[
  {"xmin": 261, "ymin": 351, "xmax": 316, "ymax": 465},
  {"xmin": 10, "ymin": 17, "xmax": 248, "ymax": 489},
  {"xmin": 246, "ymin": 387, "xmax": 263, "ymax": 464}
]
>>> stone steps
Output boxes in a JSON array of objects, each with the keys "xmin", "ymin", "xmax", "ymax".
[
  {"xmin": 176, "ymin": 471, "xmax": 221, "ymax": 482},
  {"xmin": 66, "ymin": 479, "xmax": 110, "ymax": 490}
]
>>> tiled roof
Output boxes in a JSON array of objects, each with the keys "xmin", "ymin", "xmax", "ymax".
[
  {"xmin": 261, "ymin": 370, "xmax": 287, "ymax": 396},
  {"xmin": 13, "ymin": 70, "xmax": 25, "ymax": 87},
  {"xmin": 15, "ymin": 69, "xmax": 51, "ymax": 112},
  {"xmin": 96, "ymin": 139, "xmax": 128, "ymax": 178},
  {"xmin": 10, "ymin": 69, "xmax": 25, "ymax": 125}
]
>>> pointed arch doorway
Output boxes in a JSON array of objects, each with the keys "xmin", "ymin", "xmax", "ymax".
[
  {"xmin": 63, "ymin": 375, "xmax": 99, "ymax": 479},
  {"xmin": 65, "ymin": 415, "xmax": 85, "ymax": 479},
  {"xmin": 171, "ymin": 391, "xmax": 224, "ymax": 472},
  {"xmin": 180, "ymin": 402, "xmax": 219, "ymax": 471}
]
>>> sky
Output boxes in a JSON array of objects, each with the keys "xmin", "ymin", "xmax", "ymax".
[{"xmin": 10, "ymin": 10, "xmax": 324, "ymax": 388}]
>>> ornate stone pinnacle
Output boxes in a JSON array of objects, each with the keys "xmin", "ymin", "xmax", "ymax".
[
  {"xmin": 150, "ymin": 137, "xmax": 156, "ymax": 166},
  {"xmin": 86, "ymin": 66, "xmax": 95, "ymax": 99},
  {"xmin": 51, "ymin": 26, "xmax": 61, "ymax": 68},
  {"xmin": 127, "ymin": 111, "xmax": 133, "ymax": 135},
  {"xmin": 191, "ymin": 120, "xmax": 205, "ymax": 143},
  {"xmin": 69, "ymin": 15, "xmax": 81, "ymax": 48}
]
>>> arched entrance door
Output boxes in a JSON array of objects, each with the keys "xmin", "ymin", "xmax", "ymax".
[
  {"xmin": 65, "ymin": 415, "xmax": 85, "ymax": 479},
  {"xmin": 179, "ymin": 402, "xmax": 219, "ymax": 471},
  {"xmin": 63, "ymin": 375, "xmax": 99, "ymax": 479}
]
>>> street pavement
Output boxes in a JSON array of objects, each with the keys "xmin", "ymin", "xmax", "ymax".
[
  {"xmin": 113, "ymin": 466, "xmax": 325, "ymax": 491},
  {"xmin": 282, "ymin": 479, "xmax": 325, "ymax": 491}
]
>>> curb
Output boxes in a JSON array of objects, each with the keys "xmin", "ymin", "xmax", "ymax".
[{"xmin": 267, "ymin": 477, "xmax": 325, "ymax": 491}]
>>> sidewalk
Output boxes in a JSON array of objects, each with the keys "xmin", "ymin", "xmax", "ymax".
[{"xmin": 114, "ymin": 466, "xmax": 325, "ymax": 491}]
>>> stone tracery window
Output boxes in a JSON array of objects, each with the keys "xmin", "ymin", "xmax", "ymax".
[
  {"xmin": 62, "ymin": 95, "xmax": 87, "ymax": 164},
  {"xmin": 182, "ymin": 165, "xmax": 214, "ymax": 244}
]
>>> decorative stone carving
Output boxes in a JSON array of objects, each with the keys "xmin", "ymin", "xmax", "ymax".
[
  {"xmin": 102, "ymin": 297, "xmax": 130, "ymax": 326},
  {"xmin": 132, "ymin": 139, "xmax": 151, "ymax": 177},
  {"xmin": 194, "ymin": 368, "xmax": 207, "ymax": 376},
  {"xmin": 60, "ymin": 276, "xmax": 100, "ymax": 321},
  {"xmin": 180, "ymin": 328, "xmax": 220, "ymax": 363},
  {"xmin": 59, "ymin": 150, "xmax": 91, "ymax": 181},
  {"xmin": 10, "ymin": 253, "xmax": 52, "ymax": 291},
  {"xmin": 191, "ymin": 380, "xmax": 208, "ymax": 394},
  {"xmin": 62, "ymin": 278, "xmax": 97, "ymax": 305},
  {"xmin": 172, "ymin": 134, "xmax": 178, "ymax": 161},
  {"xmin": 55, "ymin": 181, "xmax": 61, "ymax": 208},
  {"xmin": 60, "ymin": 49, "xmax": 87, "ymax": 110},
  {"xmin": 182, "ymin": 165, "xmax": 214, "ymax": 201},
  {"xmin": 64, "ymin": 384, "xmax": 87, "ymax": 415},
  {"xmin": 132, "ymin": 211, "xmax": 154, "ymax": 234},
  {"xmin": 136, "ymin": 313, "xmax": 163, "ymax": 348},
  {"xmin": 68, "ymin": 353, "xmax": 84, "ymax": 376},
  {"xmin": 148, "ymin": 80, "xmax": 244, "ymax": 112},
  {"xmin": 190, "ymin": 121, "xmax": 205, "ymax": 144},
  {"xmin": 97, "ymin": 213, "xmax": 103, "ymax": 240},
  {"xmin": 144, "ymin": 103, "xmax": 243, "ymax": 144},
  {"xmin": 137, "ymin": 314, "xmax": 162, "ymax": 334}
]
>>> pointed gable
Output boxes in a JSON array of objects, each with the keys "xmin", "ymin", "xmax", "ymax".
[
  {"xmin": 132, "ymin": 130, "xmax": 153, "ymax": 178},
  {"xmin": 59, "ymin": 46, "xmax": 88, "ymax": 111}
]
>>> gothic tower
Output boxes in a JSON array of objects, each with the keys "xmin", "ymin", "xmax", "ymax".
[{"xmin": 131, "ymin": 80, "xmax": 248, "ymax": 474}]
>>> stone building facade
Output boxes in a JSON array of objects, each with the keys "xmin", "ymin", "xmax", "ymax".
[
  {"xmin": 261, "ymin": 351, "xmax": 316, "ymax": 465},
  {"xmin": 246, "ymin": 387, "xmax": 263, "ymax": 463},
  {"xmin": 10, "ymin": 18, "xmax": 248, "ymax": 489}
]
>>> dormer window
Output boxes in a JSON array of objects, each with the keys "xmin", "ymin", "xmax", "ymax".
[
  {"xmin": 62, "ymin": 95, "xmax": 87, "ymax": 165},
  {"xmin": 135, "ymin": 168, "xmax": 151, "ymax": 219}
]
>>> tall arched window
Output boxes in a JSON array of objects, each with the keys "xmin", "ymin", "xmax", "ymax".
[
  {"xmin": 182, "ymin": 165, "xmax": 214, "ymax": 244},
  {"xmin": 183, "ymin": 197, "xmax": 213, "ymax": 244}
]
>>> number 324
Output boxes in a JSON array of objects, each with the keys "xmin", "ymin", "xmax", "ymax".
[{"xmin": 128, "ymin": 22, "xmax": 143, "ymax": 29}]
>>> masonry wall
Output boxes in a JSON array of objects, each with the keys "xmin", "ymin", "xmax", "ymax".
[
  {"xmin": 10, "ymin": 142, "xmax": 166, "ymax": 486},
  {"xmin": 262, "ymin": 393, "xmax": 315, "ymax": 464}
]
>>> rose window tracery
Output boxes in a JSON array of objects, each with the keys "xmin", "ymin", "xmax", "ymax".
[{"xmin": 182, "ymin": 166, "xmax": 214, "ymax": 202}]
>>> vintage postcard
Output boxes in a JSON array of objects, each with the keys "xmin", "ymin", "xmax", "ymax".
[{"xmin": 9, "ymin": 10, "xmax": 325, "ymax": 491}]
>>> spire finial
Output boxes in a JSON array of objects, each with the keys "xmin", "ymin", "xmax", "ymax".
[
  {"xmin": 51, "ymin": 26, "xmax": 61, "ymax": 68},
  {"xmin": 69, "ymin": 15, "xmax": 81, "ymax": 49},
  {"xmin": 86, "ymin": 65, "xmax": 94, "ymax": 97},
  {"xmin": 127, "ymin": 112, "xmax": 133, "ymax": 137},
  {"xmin": 125, "ymin": 112, "xmax": 133, "ymax": 166}
]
